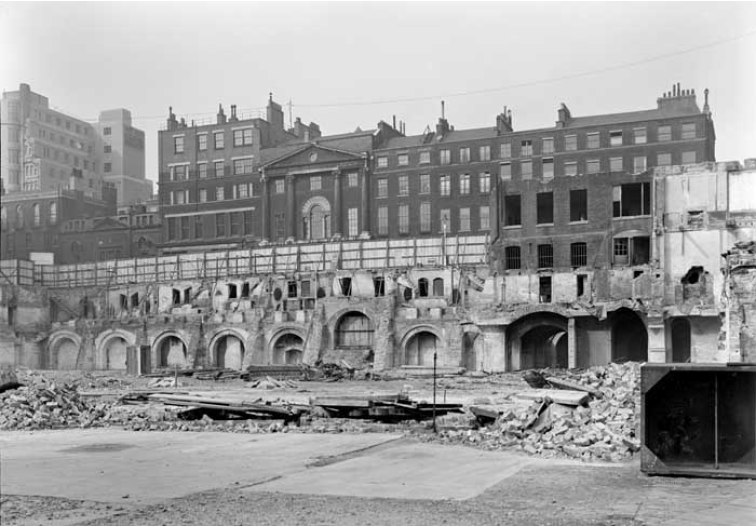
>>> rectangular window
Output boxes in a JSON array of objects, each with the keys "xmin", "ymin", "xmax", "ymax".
[
  {"xmin": 199, "ymin": 188, "xmax": 208, "ymax": 203},
  {"xmin": 104, "ymin": 162, "xmax": 112, "ymax": 173},
  {"xmin": 440, "ymin": 149, "xmax": 451, "ymax": 165},
  {"xmin": 216, "ymin": 186, "xmax": 225, "ymax": 201},
  {"xmin": 613, "ymin": 237, "xmax": 629, "ymax": 263},
  {"xmin": 536, "ymin": 192, "xmax": 554, "ymax": 225},
  {"xmin": 565, "ymin": 135, "xmax": 577, "ymax": 151},
  {"xmin": 500, "ymin": 162, "xmax": 512, "ymax": 180},
  {"xmin": 500, "ymin": 143, "xmax": 512, "ymax": 159},
  {"xmin": 577, "ymin": 274, "xmax": 587, "ymax": 297},
  {"xmin": 348, "ymin": 172, "xmax": 358, "ymax": 187},
  {"xmin": 174, "ymin": 136, "xmax": 184, "ymax": 153},
  {"xmin": 586, "ymin": 159, "xmax": 600, "ymax": 174},
  {"xmin": 233, "ymin": 158, "xmax": 253, "ymax": 175},
  {"xmin": 244, "ymin": 211, "xmax": 254, "ymax": 236},
  {"xmin": 542, "ymin": 158, "xmax": 554, "ymax": 179},
  {"xmin": 214, "ymin": 132, "xmax": 224, "ymax": 149},
  {"xmin": 168, "ymin": 218, "xmax": 177, "ymax": 239},
  {"xmin": 521, "ymin": 160, "xmax": 533, "ymax": 179},
  {"xmin": 420, "ymin": 174, "xmax": 431, "ymax": 194},
  {"xmin": 657, "ymin": 152, "xmax": 672, "ymax": 166},
  {"xmin": 479, "ymin": 145, "xmax": 491, "ymax": 161},
  {"xmin": 198, "ymin": 134, "xmax": 207, "ymax": 151},
  {"xmin": 398, "ymin": 175, "xmax": 409, "ymax": 196},
  {"xmin": 439, "ymin": 175, "xmax": 450, "ymax": 196},
  {"xmin": 658, "ymin": 125, "xmax": 672, "ymax": 142},
  {"xmin": 420, "ymin": 202, "xmax": 431, "ymax": 233},
  {"xmin": 459, "ymin": 207, "xmax": 470, "ymax": 231},
  {"xmin": 310, "ymin": 175, "xmax": 322, "ymax": 191},
  {"xmin": 633, "ymin": 156, "xmax": 647, "ymax": 173},
  {"xmin": 397, "ymin": 153, "xmax": 409, "ymax": 166},
  {"xmin": 237, "ymin": 183, "xmax": 249, "ymax": 198},
  {"xmin": 377, "ymin": 178, "xmax": 388, "ymax": 198},
  {"xmin": 194, "ymin": 216, "xmax": 203, "ymax": 239},
  {"xmin": 419, "ymin": 151, "xmax": 431, "ymax": 164},
  {"xmin": 539, "ymin": 276, "xmax": 552, "ymax": 303},
  {"xmin": 538, "ymin": 244, "xmax": 554, "ymax": 269},
  {"xmin": 479, "ymin": 172, "xmax": 490, "ymax": 193},
  {"xmin": 103, "ymin": 126, "xmax": 111, "ymax": 135},
  {"xmin": 613, "ymin": 182, "xmax": 651, "ymax": 217},
  {"xmin": 398, "ymin": 204, "xmax": 409, "ymax": 234},
  {"xmin": 504, "ymin": 194, "xmax": 521, "ymax": 226},
  {"xmin": 571, "ymin": 242, "xmax": 587, "ymax": 267},
  {"xmin": 542, "ymin": 137, "xmax": 554, "ymax": 155},
  {"xmin": 459, "ymin": 174, "xmax": 470, "ymax": 195},
  {"xmin": 440, "ymin": 209, "xmax": 451, "ymax": 233},
  {"xmin": 104, "ymin": 144, "xmax": 112, "ymax": 153},
  {"xmin": 171, "ymin": 165, "xmax": 187, "ymax": 181},
  {"xmin": 609, "ymin": 130, "xmax": 623, "ymax": 146},
  {"xmin": 230, "ymin": 212, "xmax": 242, "ymax": 236},
  {"xmin": 198, "ymin": 163, "xmax": 207, "ymax": 179},
  {"xmin": 233, "ymin": 128, "xmax": 253, "ymax": 146},
  {"xmin": 216, "ymin": 213, "xmax": 226, "ymax": 237},
  {"xmin": 378, "ymin": 206, "xmax": 388, "ymax": 235},
  {"xmin": 520, "ymin": 140, "xmax": 533, "ymax": 157},
  {"xmin": 275, "ymin": 179, "xmax": 285, "ymax": 194},
  {"xmin": 505, "ymin": 246, "xmax": 521, "ymax": 270},
  {"xmin": 178, "ymin": 217, "xmax": 188, "ymax": 239},
  {"xmin": 570, "ymin": 189, "xmax": 588, "ymax": 222},
  {"xmin": 587, "ymin": 133, "xmax": 600, "ymax": 149},
  {"xmin": 348, "ymin": 208, "xmax": 358, "ymax": 237},
  {"xmin": 479, "ymin": 205, "xmax": 490, "ymax": 230},
  {"xmin": 634, "ymin": 127, "xmax": 647, "ymax": 144},
  {"xmin": 377, "ymin": 156, "xmax": 388, "ymax": 168},
  {"xmin": 682, "ymin": 123, "xmax": 696, "ymax": 139},
  {"xmin": 215, "ymin": 161, "xmax": 224, "ymax": 178},
  {"xmin": 610, "ymin": 157, "xmax": 623, "ymax": 172},
  {"xmin": 459, "ymin": 147, "xmax": 470, "ymax": 163},
  {"xmin": 682, "ymin": 151, "xmax": 697, "ymax": 164}
]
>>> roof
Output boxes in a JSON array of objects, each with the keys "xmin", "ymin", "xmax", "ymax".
[
  {"xmin": 380, "ymin": 126, "xmax": 498, "ymax": 150},
  {"xmin": 564, "ymin": 105, "xmax": 703, "ymax": 129}
]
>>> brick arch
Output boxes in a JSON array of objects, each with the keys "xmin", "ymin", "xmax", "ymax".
[
  {"xmin": 267, "ymin": 324, "xmax": 307, "ymax": 365},
  {"xmin": 208, "ymin": 328, "xmax": 248, "ymax": 370},
  {"xmin": 96, "ymin": 329, "xmax": 137, "ymax": 370},
  {"xmin": 47, "ymin": 330, "xmax": 82, "ymax": 370},
  {"xmin": 151, "ymin": 330, "xmax": 190, "ymax": 369},
  {"xmin": 506, "ymin": 312, "xmax": 568, "ymax": 371},
  {"xmin": 398, "ymin": 324, "xmax": 446, "ymax": 366}
]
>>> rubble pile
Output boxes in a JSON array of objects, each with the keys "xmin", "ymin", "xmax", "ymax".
[{"xmin": 435, "ymin": 362, "xmax": 642, "ymax": 462}]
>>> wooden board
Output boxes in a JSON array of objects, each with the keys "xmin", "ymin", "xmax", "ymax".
[
  {"xmin": 514, "ymin": 389, "xmax": 589, "ymax": 406},
  {"xmin": 545, "ymin": 376, "xmax": 603, "ymax": 398}
]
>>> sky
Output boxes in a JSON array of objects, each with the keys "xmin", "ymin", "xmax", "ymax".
[{"xmin": 1, "ymin": 1, "xmax": 755, "ymax": 186}]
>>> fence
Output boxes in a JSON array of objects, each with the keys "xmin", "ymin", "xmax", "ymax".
[{"xmin": 1, "ymin": 235, "xmax": 489, "ymax": 289}]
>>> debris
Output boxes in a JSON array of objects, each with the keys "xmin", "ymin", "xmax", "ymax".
[
  {"xmin": 247, "ymin": 376, "xmax": 299, "ymax": 390},
  {"xmin": 545, "ymin": 376, "xmax": 603, "ymax": 398},
  {"xmin": 522, "ymin": 370, "xmax": 549, "ymax": 388},
  {"xmin": 514, "ymin": 389, "xmax": 589, "ymax": 407}
]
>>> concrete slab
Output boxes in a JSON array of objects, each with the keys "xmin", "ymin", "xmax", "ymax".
[
  {"xmin": 0, "ymin": 429, "xmax": 400, "ymax": 505},
  {"xmin": 662, "ymin": 494, "xmax": 756, "ymax": 526},
  {"xmin": 250, "ymin": 442, "xmax": 534, "ymax": 501}
]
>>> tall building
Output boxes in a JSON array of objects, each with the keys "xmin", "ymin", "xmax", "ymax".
[{"xmin": 93, "ymin": 109, "xmax": 151, "ymax": 206}]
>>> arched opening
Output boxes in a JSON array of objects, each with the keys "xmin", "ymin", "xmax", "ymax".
[
  {"xmin": 462, "ymin": 332, "xmax": 484, "ymax": 371},
  {"xmin": 303, "ymin": 200, "xmax": 331, "ymax": 241},
  {"xmin": 272, "ymin": 333, "xmax": 304, "ymax": 364},
  {"xmin": 335, "ymin": 311, "xmax": 374, "ymax": 348},
  {"xmin": 51, "ymin": 337, "xmax": 78, "ymax": 370},
  {"xmin": 611, "ymin": 308, "xmax": 648, "ymax": 362},
  {"xmin": 157, "ymin": 335, "xmax": 186, "ymax": 368},
  {"xmin": 405, "ymin": 331, "xmax": 439, "ymax": 366},
  {"xmin": 432, "ymin": 277, "xmax": 444, "ymax": 297},
  {"xmin": 671, "ymin": 318, "xmax": 691, "ymax": 363},
  {"xmin": 214, "ymin": 333, "xmax": 245, "ymax": 370},
  {"xmin": 520, "ymin": 326, "xmax": 568, "ymax": 369},
  {"xmin": 418, "ymin": 278, "xmax": 429, "ymax": 297},
  {"xmin": 104, "ymin": 336, "xmax": 128, "ymax": 370}
]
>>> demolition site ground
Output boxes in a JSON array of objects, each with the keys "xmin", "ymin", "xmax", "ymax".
[{"xmin": 1, "ymin": 368, "xmax": 755, "ymax": 526}]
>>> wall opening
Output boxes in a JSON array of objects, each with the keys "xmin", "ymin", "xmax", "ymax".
[
  {"xmin": 374, "ymin": 276, "xmax": 385, "ymax": 297},
  {"xmin": 462, "ymin": 332, "xmax": 483, "ymax": 371},
  {"xmin": 272, "ymin": 333, "xmax": 304, "ymax": 364},
  {"xmin": 228, "ymin": 283, "xmax": 238, "ymax": 299},
  {"xmin": 405, "ymin": 331, "xmax": 439, "ymax": 366},
  {"xmin": 577, "ymin": 274, "xmax": 586, "ymax": 297},
  {"xmin": 418, "ymin": 278, "xmax": 429, "ymax": 297},
  {"xmin": 336, "ymin": 311, "xmax": 374, "ymax": 348},
  {"xmin": 432, "ymin": 278, "xmax": 444, "ymax": 297},
  {"xmin": 104, "ymin": 336, "xmax": 129, "ymax": 370},
  {"xmin": 157, "ymin": 335, "xmax": 186, "ymax": 368},
  {"xmin": 539, "ymin": 276, "xmax": 552, "ymax": 303},
  {"xmin": 671, "ymin": 318, "xmax": 691, "ymax": 363},
  {"xmin": 214, "ymin": 334, "xmax": 245, "ymax": 370},
  {"xmin": 52, "ymin": 337, "xmax": 78, "ymax": 370},
  {"xmin": 172, "ymin": 289, "xmax": 181, "ymax": 306},
  {"xmin": 611, "ymin": 308, "xmax": 648, "ymax": 362},
  {"xmin": 520, "ymin": 327, "xmax": 568, "ymax": 369}
]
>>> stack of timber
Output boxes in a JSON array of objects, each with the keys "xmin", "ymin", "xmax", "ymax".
[{"xmin": 310, "ymin": 392, "xmax": 463, "ymax": 421}]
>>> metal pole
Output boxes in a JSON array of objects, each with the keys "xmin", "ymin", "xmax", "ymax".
[{"xmin": 432, "ymin": 351, "xmax": 437, "ymax": 433}]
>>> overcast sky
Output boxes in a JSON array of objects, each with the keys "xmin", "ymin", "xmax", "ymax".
[{"xmin": 2, "ymin": 2, "xmax": 755, "ymax": 185}]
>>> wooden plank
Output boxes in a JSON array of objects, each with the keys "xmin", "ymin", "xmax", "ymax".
[
  {"xmin": 514, "ymin": 389, "xmax": 589, "ymax": 406},
  {"xmin": 545, "ymin": 376, "xmax": 603, "ymax": 398}
]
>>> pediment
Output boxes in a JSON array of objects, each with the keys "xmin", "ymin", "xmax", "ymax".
[
  {"xmin": 264, "ymin": 144, "xmax": 362, "ymax": 170},
  {"xmin": 92, "ymin": 217, "xmax": 128, "ymax": 231}
]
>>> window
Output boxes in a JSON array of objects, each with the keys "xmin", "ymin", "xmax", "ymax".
[
  {"xmin": 233, "ymin": 128, "xmax": 253, "ymax": 146},
  {"xmin": 657, "ymin": 152, "xmax": 672, "ymax": 166},
  {"xmin": 419, "ymin": 174, "xmax": 431, "ymax": 194},
  {"xmin": 539, "ymin": 276, "xmax": 552, "ymax": 303},
  {"xmin": 174, "ymin": 136, "xmax": 184, "ymax": 153},
  {"xmin": 521, "ymin": 160, "xmax": 533, "ymax": 179},
  {"xmin": 609, "ymin": 130, "xmax": 623, "ymax": 146},
  {"xmin": 398, "ymin": 204, "xmax": 409, "ymax": 234},
  {"xmin": 168, "ymin": 218, "xmax": 176, "ymax": 239},
  {"xmin": 587, "ymin": 133, "xmax": 600, "ymax": 149},
  {"xmin": 181, "ymin": 217, "xmax": 191, "ymax": 239},
  {"xmin": 198, "ymin": 134, "xmax": 207, "ymax": 151},
  {"xmin": 233, "ymin": 158, "xmax": 254, "ymax": 175},
  {"xmin": 104, "ymin": 162, "xmax": 112, "ymax": 173},
  {"xmin": 505, "ymin": 246, "xmax": 521, "ymax": 270},
  {"xmin": 377, "ymin": 156, "xmax": 388, "ymax": 168},
  {"xmin": 571, "ymin": 242, "xmax": 587, "ymax": 267},
  {"xmin": 49, "ymin": 202, "xmax": 57, "ymax": 225},
  {"xmin": 500, "ymin": 162, "xmax": 512, "ymax": 180},
  {"xmin": 520, "ymin": 140, "xmax": 533, "ymax": 157},
  {"xmin": 658, "ymin": 125, "xmax": 672, "ymax": 142},
  {"xmin": 610, "ymin": 157, "xmax": 623, "ymax": 172},
  {"xmin": 459, "ymin": 147, "xmax": 470, "ymax": 163},
  {"xmin": 542, "ymin": 137, "xmax": 554, "ymax": 155},
  {"xmin": 104, "ymin": 144, "xmax": 112, "ymax": 153},
  {"xmin": 274, "ymin": 214, "xmax": 285, "ymax": 241},
  {"xmin": 398, "ymin": 175, "xmax": 409, "ymax": 196},
  {"xmin": 459, "ymin": 207, "xmax": 470, "ymax": 231},
  {"xmin": 440, "ymin": 149, "xmax": 451, "ymax": 165},
  {"xmin": 310, "ymin": 175, "xmax": 322, "ymax": 191},
  {"xmin": 682, "ymin": 123, "xmax": 696, "ymax": 139},
  {"xmin": 613, "ymin": 237, "xmax": 629, "ymax": 263},
  {"xmin": 682, "ymin": 151, "xmax": 697, "ymax": 164},
  {"xmin": 348, "ymin": 208, "xmax": 358, "ymax": 237},
  {"xmin": 198, "ymin": 163, "xmax": 207, "ymax": 179},
  {"xmin": 214, "ymin": 132, "xmax": 224, "ymax": 149},
  {"xmin": 377, "ymin": 178, "xmax": 388, "ymax": 198},
  {"xmin": 214, "ymin": 161, "xmax": 224, "ymax": 178},
  {"xmin": 479, "ymin": 172, "xmax": 490, "ymax": 193},
  {"xmin": 171, "ymin": 165, "xmax": 187, "ymax": 181},
  {"xmin": 420, "ymin": 202, "xmax": 431, "ymax": 233},
  {"xmin": 230, "ymin": 212, "xmax": 242, "ymax": 236},
  {"xmin": 504, "ymin": 194, "xmax": 521, "ymax": 226},
  {"xmin": 586, "ymin": 159, "xmax": 600, "ymax": 174},
  {"xmin": 633, "ymin": 156, "xmax": 647, "ymax": 173},
  {"xmin": 419, "ymin": 151, "xmax": 431, "ymax": 164},
  {"xmin": 15, "ymin": 205, "xmax": 24, "ymax": 228},
  {"xmin": 275, "ymin": 179, "xmax": 285, "ymax": 194},
  {"xmin": 236, "ymin": 183, "xmax": 249, "ymax": 198},
  {"xmin": 479, "ymin": 145, "xmax": 491, "ymax": 161},
  {"xmin": 378, "ymin": 206, "xmax": 388, "ymax": 235},
  {"xmin": 538, "ymin": 244, "xmax": 554, "ymax": 269},
  {"xmin": 536, "ymin": 192, "xmax": 554, "ymax": 224},
  {"xmin": 348, "ymin": 172, "xmax": 358, "ymax": 187},
  {"xmin": 634, "ymin": 127, "xmax": 647, "ymax": 144},
  {"xmin": 195, "ymin": 216, "xmax": 204, "ymax": 239},
  {"xmin": 613, "ymin": 182, "xmax": 651, "ymax": 217},
  {"xmin": 577, "ymin": 274, "xmax": 587, "ymax": 297},
  {"xmin": 216, "ymin": 186, "xmax": 225, "ymax": 201},
  {"xmin": 500, "ymin": 143, "xmax": 512, "ymax": 159},
  {"xmin": 32, "ymin": 203, "xmax": 40, "ymax": 227},
  {"xmin": 542, "ymin": 159, "xmax": 554, "ymax": 179},
  {"xmin": 459, "ymin": 174, "xmax": 470, "ymax": 194},
  {"xmin": 479, "ymin": 205, "xmax": 490, "ymax": 230},
  {"xmin": 244, "ymin": 211, "xmax": 254, "ymax": 235},
  {"xmin": 199, "ymin": 189, "xmax": 208, "ymax": 203},
  {"xmin": 565, "ymin": 135, "xmax": 577, "ymax": 151},
  {"xmin": 570, "ymin": 189, "xmax": 588, "ymax": 222},
  {"xmin": 439, "ymin": 175, "xmax": 450, "ymax": 196},
  {"xmin": 104, "ymin": 127, "xmax": 111, "ymax": 135},
  {"xmin": 216, "ymin": 213, "xmax": 226, "ymax": 237},
  {"xmin": 393, "ymin": 153, "xmax": 408, "ymax": 166},
  {"xmin": 564, "ymin": 161, "xmax": 577, "ymax": 177},
  {"xmin": 440, "ymin": 209, "xmax": 450, "ymax": 233}
]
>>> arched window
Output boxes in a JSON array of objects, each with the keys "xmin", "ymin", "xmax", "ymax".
[
  {"xmin": 32, "ymin": 203, "xmax": 41, "ymax": 227},
  {"xmin": 432, "ymin": 278, "xmax": 444, "ymax": 297},
  {"xmin": 15, "ymin": 205, "xmax": 24, "ymax": 228},
  {"xmin": 336, "ymin": 312, "xmax": 374, "ymax": 348},
  {"xmin": 49, "ymin": 202, "xmax": 57, "ymax": 225},
  {"xmin": 418, "ymin": 278, "xmax": 429, "ymax": 297}
]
